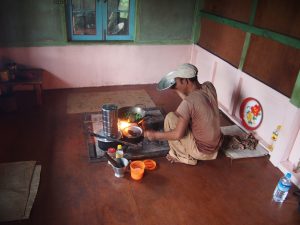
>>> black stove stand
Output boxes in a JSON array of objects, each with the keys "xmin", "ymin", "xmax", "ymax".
[{"xmin": 84, "ymin": 107, "xmax": 170, "ymax": 162}]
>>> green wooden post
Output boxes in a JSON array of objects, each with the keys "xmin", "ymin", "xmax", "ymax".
[
  {"xmin": 290, "ymin": 71, "xmax": 300, "ymax": 108},
  {"xmin": 192, "ymin": 0, "xmax": 203, "ymax": 43},
  {"xmin": 238, "ymin": 0, "xmax": 258, "ymax": 70}
]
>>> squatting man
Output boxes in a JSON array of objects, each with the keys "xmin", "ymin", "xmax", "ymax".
[{"xmin": 144, "ymin": 63, "xmax": 223, "ymax": 165}]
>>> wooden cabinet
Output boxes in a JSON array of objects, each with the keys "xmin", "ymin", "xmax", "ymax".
[{"xmin": 0, "ymin": 69, "xmax": 43, "ymax": 106}]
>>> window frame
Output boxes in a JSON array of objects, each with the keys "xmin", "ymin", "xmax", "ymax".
[{"xmin": 66, "ymin": 0, "xmax": 135, "ymax": 41}]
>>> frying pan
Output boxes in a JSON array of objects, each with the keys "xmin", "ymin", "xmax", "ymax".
[
  {"xmin": 122, "ymin": 125, "xmax": 144, "ymax": 144},
  {"xmin": 118, "ymin": 105, "xmax": 148, "ymax": 123}
]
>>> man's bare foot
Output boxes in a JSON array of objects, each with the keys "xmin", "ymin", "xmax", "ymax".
[{"xmin": 166, "ymin": 154, "xmax": 180, "ymax": 163}]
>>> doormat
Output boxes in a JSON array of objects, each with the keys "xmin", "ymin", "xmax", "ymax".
[
  {"xmin": 0, "ymin": 161, "xmax": 41, "ymax": 222},
  {"xmin": 83, "ymin": 107, "xmax": 169, "ymax": 162},
  {"xmin": 221, "ymin": 125, "xmax": 269, "ymax": 159},
  {"xmin": 67, "ymin": 89, "xmax": 156, "ymax": 114}
]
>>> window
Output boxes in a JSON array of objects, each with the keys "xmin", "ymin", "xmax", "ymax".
[{"xmin": 66, "ymin": 0, "xmax": 135, "ymax": 41}]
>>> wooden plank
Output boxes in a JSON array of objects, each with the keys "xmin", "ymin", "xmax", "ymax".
[
  {"xmin": 203, "ymin": 0, "xmax": 252, "ymax": 23},
  {"xmin": 254, "ymin": 0, "xmax": 300, "ymax": 39},
  {"xmin": 200, "ymin": 11, "xmax": 300, "ymax": 49},
  {"xmin": 198, "ymin": 18, "xmax": 246, "ymax": 67},
  {"xmin": 243, "ymin": 35, "xmax": 300, "ymax": 97}
]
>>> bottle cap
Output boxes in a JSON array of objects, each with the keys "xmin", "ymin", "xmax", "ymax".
[
  {"xmin": 117, "ymin": 144, "xmax": 122, "ymax": 150},
  {"xmin": 107, "ymin": 148, "xmax": 116, "ymax": 153},
  {"xmin": 286, "ymin": 173, "xmax": 292, "ymax": 179}
]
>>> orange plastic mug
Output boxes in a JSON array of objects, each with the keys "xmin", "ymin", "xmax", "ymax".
[{"xmin": 130, "ymin": 161, "xmax": 145, "ymax": 180}]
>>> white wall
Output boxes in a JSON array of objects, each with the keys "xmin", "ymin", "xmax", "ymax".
[
  {"xmin": 191, "ymin": 45, "xmax": 300, "ymax": 187},
  {"xmin": 0, "ymin": 45, "xmax": 192, "ymax": 89}
]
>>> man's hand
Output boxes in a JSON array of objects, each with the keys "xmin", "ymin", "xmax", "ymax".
[{"xmin": 144, "ymin": 130, "xmax": 157, "ymax": 141}]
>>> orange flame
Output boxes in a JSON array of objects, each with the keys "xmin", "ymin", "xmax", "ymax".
[{"xmin": 118, "ymin": 120, "xmax": 131, "ymax": 130}]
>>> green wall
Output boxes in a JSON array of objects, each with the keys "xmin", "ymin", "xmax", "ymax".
[
  {"xmin": 136, "ymin": 0, "xmax": 196, "ymax": 43},
  {"xmin": 0, "ymin": 0, "xmax": 197, "ymax": 46},
  {"xmin": 0, "ymin": 0, "xmax": 67, "ymax": 46}
]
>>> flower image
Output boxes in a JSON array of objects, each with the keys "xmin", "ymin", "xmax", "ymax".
[
  {"xmin": 240, "ymin": 98, "xmax": 263, "ymax": 130},
  {"xmin": 245, "ymin": 103, "xmax": 262, "ymax": 125},
  {"xmin": 247, "ymin": 111, "xmax": 253, "ymax": 123},
  {"xmin": 251, "ymin": 104, "xmax": 261, "ymax": 116}
]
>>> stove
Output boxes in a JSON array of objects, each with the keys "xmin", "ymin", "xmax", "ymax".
[{"xmin": 84, "ymin": 107, "xmax": 169, "ymax": 162}]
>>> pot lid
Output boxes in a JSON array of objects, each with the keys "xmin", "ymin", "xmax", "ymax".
[{"xmin": 157, "ymin": 72, "xmax": 176, "ymax": 91}]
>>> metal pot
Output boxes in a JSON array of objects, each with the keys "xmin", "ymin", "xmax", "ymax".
[
  {"xmin": 97, "ymin": 137, "xmax": 119, "ymax": 151},
  {"xmin": 118, "ymin": 106, "xmax": 147, "ymax": 123},
  {"xmin": 90, "ymin": 131, "xmax": 140, "ymax": 150},
  {"xmin": 122, "ymin": 125, "xmax": 144, "ymax": 144},
  {"xmin": 95, "ymin": 130, "xmax": 121, "ymax": 151},
  {"xmin": 101, "ymin": 103, "xmax": 119, "ymax": 138}
]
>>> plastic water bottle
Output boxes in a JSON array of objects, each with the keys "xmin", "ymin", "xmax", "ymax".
[{"xmin": 273, "ymin": 172, "xmax": 292, "ymax": 203}]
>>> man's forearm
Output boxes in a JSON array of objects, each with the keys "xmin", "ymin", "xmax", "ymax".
[{"xmin": 146, "ymin": 129, "xmax": 182, "ymax": 141}]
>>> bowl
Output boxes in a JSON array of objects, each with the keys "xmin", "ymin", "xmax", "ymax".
[
  {"xmin": 122, "ymin": 125, "xmax": 144, "ymax": 143},
  {"xmin": 143, "ymin": 159, "xmax": 157, "ymax": 170}
]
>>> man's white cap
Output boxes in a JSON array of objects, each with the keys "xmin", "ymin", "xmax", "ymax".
[{"xmin": 157, "ymin": 63, "xmax": 198, "ymax": 91}]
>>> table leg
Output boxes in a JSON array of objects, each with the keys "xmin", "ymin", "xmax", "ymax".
[{"xmin": 35, "ymin": 84, "xmax": 42, "ymax": 105}]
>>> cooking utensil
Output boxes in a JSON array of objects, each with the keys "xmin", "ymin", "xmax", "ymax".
[
  {"xmin": 157, "ymin": 71, "xmax": 176, "ymax": 91},
  {"xmin": 97, "ymin": 137, "xmax": 118, "ymax": 151},
  {"xmin": 111, "ymin": 158, "xmax": 129, "ymax": 178},
  {"xmin": 103, "ymin": 152, "xmax": 123, "ymax": 168},
  {"xmin": 106, "ymin": 156, "xmax": 129, "ymax": 178},
  {"xmin": 90, "ymin": 132, "xmax": 140, "ymax": 149},
  {"xmin": 118, "ymin": 105, "xmax": 148, "ymax": 123},
  {"xmin": 101, "ymin": 104, "xmax": 119, "ymax": 138},
  {"xmin": 122, "ymin": 125, "xmax": 144, "ymax": 144},
  {"xmin": 91, "ymin": 130, "xmax": 121, "ymax": 150}
]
